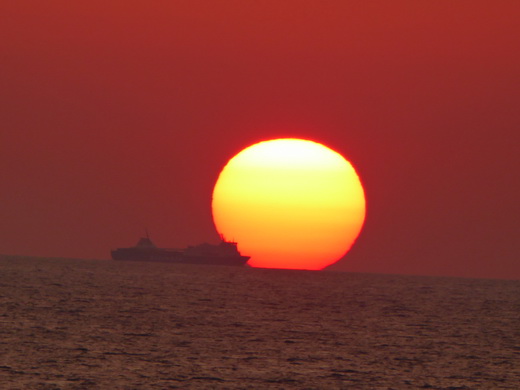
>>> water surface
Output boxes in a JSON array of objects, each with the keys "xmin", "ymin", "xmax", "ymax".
[{"xmin": 1, "ymin": 256, "xmax": 519, "ymax": 389}]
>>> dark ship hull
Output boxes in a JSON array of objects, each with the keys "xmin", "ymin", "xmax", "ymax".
[{"xmin": 111, "ymin": 236, "xmax": 249, "ymax": 266}]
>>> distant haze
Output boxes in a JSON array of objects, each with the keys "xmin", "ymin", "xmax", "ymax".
[{"xmin": 0, "ymin": 1, "xmax": 519, "ymax": 279}]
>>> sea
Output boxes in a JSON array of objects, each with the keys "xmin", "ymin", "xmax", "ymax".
[{"xmin": 1, "ymin": 256, "xmax": 519, "ymax": 389}]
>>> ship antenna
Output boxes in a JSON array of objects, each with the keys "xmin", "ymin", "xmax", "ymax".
[{"xmin": 145, "ymin": 228, "xmax": 150, "ymax": 239}]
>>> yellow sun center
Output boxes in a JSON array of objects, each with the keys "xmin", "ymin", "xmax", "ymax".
[{"xmin": 212, "ymin": 138, "xmax": 366, "ymax": 270}]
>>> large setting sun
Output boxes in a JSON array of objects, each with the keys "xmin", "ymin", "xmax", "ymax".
[{"xmin": 212, "ymin": 138, "xmax": 366, "ymax": 270}]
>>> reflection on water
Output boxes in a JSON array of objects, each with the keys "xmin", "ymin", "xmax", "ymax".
[{"xmin": 1, "ymin": 256, "xmax": 519, "ymax": 388}]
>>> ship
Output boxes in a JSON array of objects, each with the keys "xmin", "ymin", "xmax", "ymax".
[{"xmin": 111, "ymin": 234, "xmax": 250, "ymax": 266}]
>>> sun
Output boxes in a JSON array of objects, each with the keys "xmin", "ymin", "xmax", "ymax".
[{"xmin": 212, "ymin": 138, "xmax": 366, "ymax": 270}]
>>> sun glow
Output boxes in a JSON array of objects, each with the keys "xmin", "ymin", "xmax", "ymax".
[{"xmin": 212, "ymin": 138, "xmax": 366, "ymax": 270}]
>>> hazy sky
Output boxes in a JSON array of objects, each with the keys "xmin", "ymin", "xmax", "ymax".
[{"xmin": 1, "ymin": 1, "xmax": 519, "ymax": 279}]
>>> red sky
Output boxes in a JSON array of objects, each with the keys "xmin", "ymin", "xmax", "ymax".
[{"xmin": 1, "ymin": 1, "xmax": 519, "ymax": 279}]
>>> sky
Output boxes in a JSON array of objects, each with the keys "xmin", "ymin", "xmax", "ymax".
[{"xmin": 1, "ymin": 1, "xmax": 519, "ymax": 279}]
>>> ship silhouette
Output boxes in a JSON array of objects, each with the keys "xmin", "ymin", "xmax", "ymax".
[{"xmin": 111, "ymin": 233, "xmax": 250, "ymax": 266}]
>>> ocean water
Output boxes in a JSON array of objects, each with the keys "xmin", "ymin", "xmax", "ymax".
[{"xmin": 1, "ymin": 256, "xmax": 519, "ymax": 389}]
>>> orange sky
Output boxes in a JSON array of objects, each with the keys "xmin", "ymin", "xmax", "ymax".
[{"xmin": 1, "ymin": 1, "xmax": 519, "ymax": 279}]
